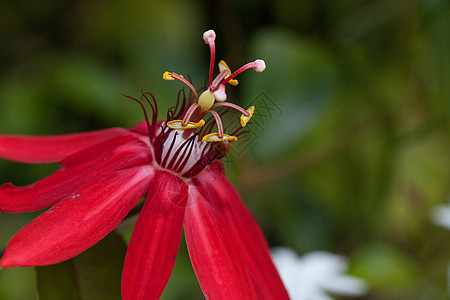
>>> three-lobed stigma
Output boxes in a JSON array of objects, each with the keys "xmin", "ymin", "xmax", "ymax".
[{"xmin": 163, "ymin": 29, "xmax": 266, "ymax": 142}]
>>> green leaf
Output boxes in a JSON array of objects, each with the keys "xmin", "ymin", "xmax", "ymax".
[
  {"xmin": 35, "ymin": 261, "xmax": 81, "ymax": 300},
  {"xmin": 35, "ymin": 230, "xmax": 127, "ymax": 300},
  {"xmin": 242, "ymin": 28, "xmax": 337, "ymax": 161},
  {"xmin": 350, "ymin": 243, "xmax": 418, "ymax": 291}
]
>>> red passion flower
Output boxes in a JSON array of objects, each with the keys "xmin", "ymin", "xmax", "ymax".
[{"xmin": 0, "ymin": 30, "xmax": 289, "ymax": 300}]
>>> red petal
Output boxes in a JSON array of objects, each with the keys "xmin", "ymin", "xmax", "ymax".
[
  {"xmin": 0, "ymin": 135, "xmax": 151, "ymax": 213},
  {"xmin": 0, "ymin": 127, "xmax": 136, "ymax": 163},
  {"xmin": 0, "ymin": 165, "xmax": 154, "ymax": 268},
  {"xmin": 122, "ymin": 171, "xmax": 188, "ymax": 300},
  {"xmin": 192, "ymin": 166, "xmax": 290, "ymax": 299},
  {"xmin": 184, "ymin": 185, "xmax": 257, "ymax": 300}
]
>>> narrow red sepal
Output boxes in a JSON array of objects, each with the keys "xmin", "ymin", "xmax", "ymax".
[
  {"xmin": 122, "ymin": 171, "xmax": 188, "ymax": 300},
  {"xmin": 184, "ymin": 183, "xmax": 257, "ymax": 300},
  {"xmin": 0, "ymin": 127, "xmax": 133, "ymax": 163},
  {"xmin": 192, "ymin": 166, "xmax": 290, "ymax": 299},
  {"xmin": 0, "ymin": 135, "xmax": 151, "ymax": 213},
  {"xmin": 1, "ymin": 166, "xmax": 154, "ymax": 268}
]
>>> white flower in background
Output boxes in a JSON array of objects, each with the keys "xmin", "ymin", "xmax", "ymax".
[
  {"xmin": 430, "ymin": 202, "xmax": 450, "ymax": 292},
  {"xmin": 271, "ymin": 247, "xmax": 368, "ymax": 300},
  {"xmin": 430, "ymin": 204, "xmax": 450, "ymax": 230}
]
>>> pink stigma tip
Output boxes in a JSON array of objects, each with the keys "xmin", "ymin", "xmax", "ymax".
[
  {"xmin": 203, "ymin": 30, "xmax": 216, "ymax": 44},
  {"xmin": 253, "ymin": 59, "xmax": 266, "ymax": 72}
]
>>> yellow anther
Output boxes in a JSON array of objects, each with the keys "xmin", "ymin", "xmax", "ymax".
[
  {"xmin": 218, "ymin": 60, "xmax": 238, "ymax": 86},
  {"xmin": 167, "ymin": 119, "xmax": 205, "ymax": 130},
  {"xmin": 202, "ymin": 133, "xmax": 237, "ymax": 143},
  {"xmin": 163, "ymin": 71, "xmax": 174, "ymax": 80},
  {"xmin": 163, "ymin": 72, "xmax": 184, "ymax": 80},
  {"xmin": 240, "ymin": 106, "xmax": 255, "ymax": 127},
  {"xmin": 228, "ymin": 79, "xmax": 238, "ymax": 86}
]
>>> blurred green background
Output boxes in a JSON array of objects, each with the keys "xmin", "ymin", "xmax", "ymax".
[{"xmin": 0, "ymin": 0, "xmax": 449, "ymax": 299}]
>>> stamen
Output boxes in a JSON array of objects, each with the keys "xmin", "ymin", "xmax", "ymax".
[
  {"xmin": 211, "ymin": 102, "xmax": 250, "ymax": 116},
  {"xmin": 181, "ymin": 103, "xmax": 201, "ymax": 126},
  {"xmin": 167, "ymin": 72, "xmax": 199, "ymax": 100},
  {"xmin": 239, "ymin": 106, "xmax": 255, "ymax": 127},
  {"xmin": 198, "ymin": 110, "xmax": 219, "ymax": 137},
  {"xmin": 166, "ymin": 119, "xmax": 205, "ymax": 130},
  {"xmin": 208, "ymin": 110, "xmax": 224, "ymax": 138},
  {"xmin": 218, "ymin": 60, "xmax": 238, "ymax": 86},
  {"xmin": 202, "ymin": 133, "xmax": 237, "ymax": 143},
  {"xmin": 221, "ymin": 59, "xmax": 266, "ymax": 86}
]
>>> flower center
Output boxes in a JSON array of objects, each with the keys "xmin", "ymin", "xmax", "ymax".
[
  {"xmin": 125, "ymin": 29, "xmax": 265, "ymax": 179},
  {"xmin": 151, "ymin": 121, "xmax": 230, "ymax": 178}
]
